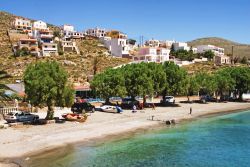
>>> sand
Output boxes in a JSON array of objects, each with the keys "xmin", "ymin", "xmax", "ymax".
[{"xmin": 0, "ymin": 100, "xmax": 249, "ymax": 163}]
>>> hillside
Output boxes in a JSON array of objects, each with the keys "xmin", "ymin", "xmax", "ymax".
[
  {"xmin": 188, "ymin": 37, "xmax": 250, "ymax": 59},
  {"xmin": 0, "ymin": 11, "xmax": 130, "ymax": 84}
]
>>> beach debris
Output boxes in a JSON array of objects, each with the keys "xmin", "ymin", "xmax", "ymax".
[
  {"xmin": 165, "ymin": 120, "xmax": 171, "ymax": 125},
  {"xmin": 171, "ymin": 119, "xmax": 176, "ymax": 124}
]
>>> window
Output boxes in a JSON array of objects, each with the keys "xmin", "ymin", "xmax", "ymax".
[{"xmin": 52, "ymin": 46, "xmax": 56, "ymax": 48}]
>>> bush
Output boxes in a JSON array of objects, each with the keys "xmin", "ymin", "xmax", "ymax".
[
  {"xmin": 58, "ymin": 50, "xmax": 64, "ymax": 55},
  {"xmin": 15, "ymin": 47, "xmax": 30, "ymax": 57}
]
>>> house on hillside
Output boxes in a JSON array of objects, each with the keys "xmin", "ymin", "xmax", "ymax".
[
  {"xmin": 61, "ymin": 40, "xmax": 79, "ymax": 54},
  {"xmin": 33, "ymin": 20, "xmax": 48, "ymax": 31},
  {"xmin": 145, "ymin": 39, "xmax": 160, "ymax": 47},
  {"xmin": 41, "ymin": 42, "xmax": 58, "ymax": 56},
  {"xmin": 14, "ymin": 38, "xmax": 40, "ymax": 56},
  {"xmin": 12, "ymin": 17, "xmax": 32, "ymax": 33},
  {"xmin": 197, "ymin": 45, "xmax": 230, "ymax": 65},
  {"xmin": 100, "ymin": 32, "xmax": 131, "ymax": 58},
  {"xmin": 85, "ymin": 27, "xmax": 106, "ymax": 38},
  {"xmin": 61, "ymin": 24, "xmax": 84, "ymax": 39},
  {"xmin": 196, "ymin": 45, "xmax": 224, "ymax": 56},
  {"xmin": 133, "ymin": 47, "xmax": 170, "ymax": 63},
  {"xmin": 214, "ymin": 55, "xmax": 230, "ymax": 65},
  {"xmin": 159, "ymin": 40, "xmax": 175, "ymax": 49},
  {"xmin": 173, "ymin": 42, "xmax": 190, "ymax": 51}
]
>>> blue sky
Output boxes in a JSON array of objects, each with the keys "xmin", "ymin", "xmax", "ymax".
[{"xmin": 0, "ymin": 0, "xmax": 249, "ymax": 44}]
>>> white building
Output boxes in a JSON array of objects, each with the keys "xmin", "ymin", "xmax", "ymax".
[
  {"xmin": 62, "ymin": 24, "xmax": 75, "ymax": 32},
  {"xmin": 33, "ymin": 20, "xmax": 48, "ymax": 30},
  {"xmin": 61, "ymin": 40, "xmax": 80, "ymax": 54},
  {"xmin": 61, "ymin": 24, "xmax": 84, "ymax": 39},
  {"xmin": 173, "ymin": 42, "xmax": 190, "ymax": 51},
  {"xmin": 101, "ymin": 36, "xmax": 130, "ymax": 57},
  {"xmin": 133, "ymin": 47, "xmax": 170, "ymax": 63},
  {"xmin": 41, "ymin": 43, "xmax": 58, "ymax": 56},
  {"xmin": 214, "ymin": 55, "xmax": 230, "ymax": 65},
  {"xmin": 196, "ymin": 45, "xmax": 224, "ymax": 56},
  {"xmin": 159, "ymin": 40, "xmax": 175, "ymax": 48},
  {"xmin": 145, "ymin": 39, "xmax": 160, "ymax": 47},
  {"xmin": 110, "ymin": 38, "xmax": 130, "ymax": 57},
  {"xmin": 86, "ymin": 27, "xmax": 106, "ymax": 38}
]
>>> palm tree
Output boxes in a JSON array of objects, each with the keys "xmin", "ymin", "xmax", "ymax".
[{"xmin": 0, "ymin": 70, "xmax": 11, "ymax": 105}]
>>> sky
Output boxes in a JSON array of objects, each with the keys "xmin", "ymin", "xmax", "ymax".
[{"xmin": 0, "ymin": 0, "xmax": 249, "ymax": 44}]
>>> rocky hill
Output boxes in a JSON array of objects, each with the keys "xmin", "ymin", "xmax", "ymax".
[
  {"xmin": 188, "ymin": 37, "xmax": 250, "ymax": 59},
  {"xmin": 0, "ymin": 11, "xmax": 130, "ymax": 84}
]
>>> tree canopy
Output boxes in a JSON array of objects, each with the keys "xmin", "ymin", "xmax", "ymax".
[
  {"xmin": 24, "ymin": 61, "xmax": 74, "ymax": 119},
  {"xmin": 91, "ymin": 61, "xmax": 250, "ymax": 103}
]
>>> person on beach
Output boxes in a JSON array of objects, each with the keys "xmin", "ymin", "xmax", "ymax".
[
  {"xmin": 190, "ymin": 107, "xmax": 192, "ymax": 114},
  {"xmin": 132, "ymin": 104, "xmax": 137, "ymax": 113},
  {"xmin": 152, "ymin": 103, "xmax": 155, "ymax": 110}
]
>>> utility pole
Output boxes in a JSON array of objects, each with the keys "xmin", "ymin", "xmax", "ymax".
[{"xmin": 232, "ymin": 45, "xmax": 234, "ymax": 65}]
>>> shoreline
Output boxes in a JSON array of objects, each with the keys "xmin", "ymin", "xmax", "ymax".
[{"xmin": 0, "ymin": 102, "xmax": 250, "ymax": 166}]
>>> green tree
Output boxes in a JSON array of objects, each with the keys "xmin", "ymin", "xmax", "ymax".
[
  {"xmin": 15, "ymin": 47, "xmax": 30, "ymax": 57},
  {"xmin": 240, "ymin": 56, "xmax": 248, "ymax": 64},
  {"xmin": 195, "ymin": 72, "xmax": 217, "ymax": 96},
  {"xmin": 24, "ymin": 61, "xmax": 72, "ymax": 120},
  {"xmin": 146, "ymin": 63, "xmax": 166, "ymax": 96},
  {"xmin": 230, "ymin": 67, "xmax": 250, "ymax": 100},
  {"xmin": 203, "ymin": 50, "xmax": 215, "ymax": 61},
  {"xmin": 123, "ymin": 63, "xmax": 154, "ymax": 101},
  {"xmin": 170, "ymin": 44, "xmax": 175, "ymax": 56},
  {"xmin": 162, "ymin": 62, "xmax": 187, "ymax": 99},
  {"xmin": 214, "ymin": 68, "xmax": 236, "ymax": 101},
  {"xmin": 91, "ymin": 68, "xmax": 127, "ymax": 103},
  {"xmin": 182, "ymin": 75, "xmax": 199, "ymax": 102},
  {"xmin": 128, "ymin": 39, "xmax": 136, "ymax": 45}
]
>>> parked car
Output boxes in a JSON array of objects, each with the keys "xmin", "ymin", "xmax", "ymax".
[
  {"xmin": 199, "ymin": 95, "xmax": 216, "ymax": 103},
  {"xmin": 121, "ymin": 98, "xmax": 141, "ymax": 109},
  {"xmin": 109, "ymin": 97, "xmax": 122, "ymax": 102},
  {"xmin": 4, "ymin": 111, "xmax": 39, "ymax": 123},
  {"xmin": 71, "ymin": 102, "xmax": 95, "ymax": 113},
  {"xmin": 161, "ymin": 96, "xmax": 175, "ymax": 104}
]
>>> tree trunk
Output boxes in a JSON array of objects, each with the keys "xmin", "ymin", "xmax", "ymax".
[
  {"xmin": 162, "ymin": 90, "xmax": 167, "ymax": 103},
  {"xmin": 239, "ymin": 92, "xmax": 243, "ymax": 101},
  {"xmin": 143, "ymin": 95, "xmax": 147, "ymax": 106},
  {"xmin": 215, "ymin": 91, "xmax": 219, "ymax": 103},
  {"xmin": 46, "ymin": 105, "xmax": 54, "ymax": 120},
  {"xmin": 46, "ymin": 100, "xmax": 54, "ymax": 120},
  {"xmin": 105, "ymin": 98, "xmax": 110, "ymax": 105}
]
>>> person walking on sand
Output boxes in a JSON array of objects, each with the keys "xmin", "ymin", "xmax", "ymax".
[
  {"xmin": 152, "ymin": 103, "xmax": 155, "ymax": 110},
  {"xmin": 132, "ymin": 104, "xmax": 137, "ymax": 113},
  {"xmin": 190, "ymin": 107, "xmax": 192, "ymax": 115}
]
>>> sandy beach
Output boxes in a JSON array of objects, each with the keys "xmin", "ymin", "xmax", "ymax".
[{"xmin": 0, "ymin": 99, "xmax": 250, "ymax": 166}]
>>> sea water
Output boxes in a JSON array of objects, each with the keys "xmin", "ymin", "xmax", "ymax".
[{"xmin": 27, "ymin": 110, "xmax": 250, "ymax": 167}]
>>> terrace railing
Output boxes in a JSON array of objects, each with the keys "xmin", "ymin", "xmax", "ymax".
[{"xmin": 0, "ymin": 107, "xmax": 18, "ymax": 115}]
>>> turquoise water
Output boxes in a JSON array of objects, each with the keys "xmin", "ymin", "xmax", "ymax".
[{"xmin": 28, "ymin": 110, "xmax": 250, "ymax": 167}]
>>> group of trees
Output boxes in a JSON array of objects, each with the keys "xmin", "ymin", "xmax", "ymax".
[
  {"xmin": 22, "ymin": 61, "xmax": 250, "ymax": 120},
  {"xmin": 91, "ymin": 62, "xmax": 250, "ymax": 103},
  {"xmin": 170, "ymin": 45, "xmax": 216, "ymax": 61}
]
